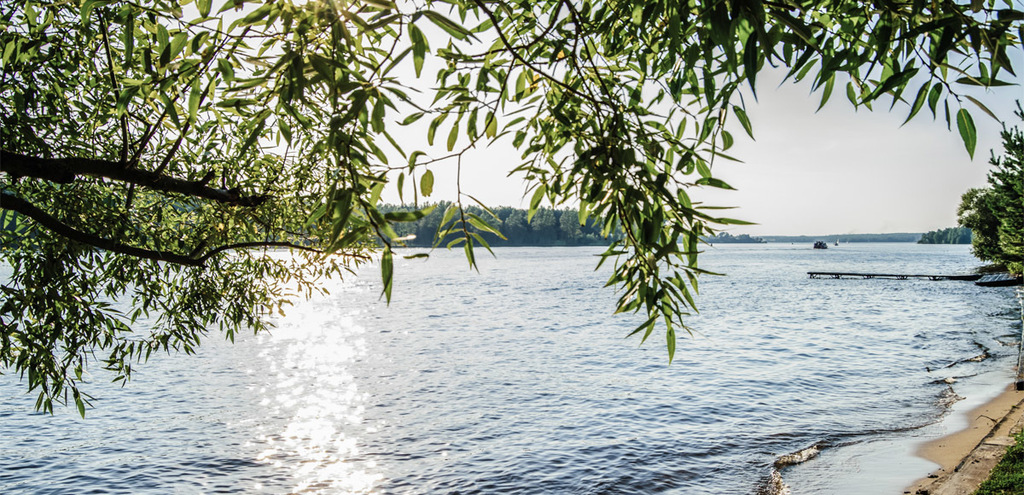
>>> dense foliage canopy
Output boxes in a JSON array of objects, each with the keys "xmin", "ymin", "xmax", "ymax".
[
  {"xmin": 958, "ymin": 104, "xmax": 1024, "ymax": 273},
  {"xmin": 2, "ymin": 0, "xmax": 1021, "ymax": 413},
  {"xmin": 917, "ymin": 226, "xmax": 972, "ymax": 244}
]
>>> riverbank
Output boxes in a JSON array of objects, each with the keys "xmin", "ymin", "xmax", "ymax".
[
  {"xmin": 906, "ymin": 384, "xmax": 1024, "ymax": 494},
  {"xmin": 907, "ymin": 288, "xmax": 1024, "ymax": 494}
]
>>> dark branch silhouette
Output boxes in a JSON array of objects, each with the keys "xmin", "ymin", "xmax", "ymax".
[
  {"xmin": 1, "ymin": 150, "xmax": 270, "ymax": 207},
  {"xmin": 0, "ymin": 192, "xmax": 327, "ymax": 266}
]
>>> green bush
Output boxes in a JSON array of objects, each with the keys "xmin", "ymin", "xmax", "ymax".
[{"xmin": 975, "ymin": 432, "xmax": 1024, "ymax": 495}]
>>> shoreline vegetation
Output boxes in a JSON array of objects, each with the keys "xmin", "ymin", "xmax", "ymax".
[
  {"xmin": 918, "ymin": 227, "xmax": 973, "ymax": 245},
  {"xmin": 955, "ymin": 107, "xmax": 1024, "ymax": 276},
  {"xmin": 380, "ymin": 203, "xmax": 938, "ymax": 247}
]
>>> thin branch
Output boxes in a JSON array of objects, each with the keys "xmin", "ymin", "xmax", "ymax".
[
  {"xmin": 1, "ymin": 150, "xmax": 269, "ymax": 207},
  {"xmin": 98, "ymin": 11, "xmax": 131, "ymax": 167},
  {"xmin": 469, "ymin": 0, "xmax": 601, "ymax": 107},
  {"xmin": 197, "ymin": 241, "xmax": 341, "ymax": 263},
  {"xmin": 464, "ymin": 0, "xmax": 565, "ymax": 59}
]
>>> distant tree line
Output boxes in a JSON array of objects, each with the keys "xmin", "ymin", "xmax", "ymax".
[
  {"xmin": 760, "ymin": 233, "xmax": 922, "ymax": 243},
  {"xmin": 705, "ymin": 232, "xmax": 765, "ymax": 244},
  {"xmin": 957, "ymin": 104, "xmax": 1024, "ymax": 275},
  {"xmin": 918, "ymin": 227, "xmax": 972, "ymax": 244},
  {"xmin": 380, "ymin": 203, "xmax": 622, "ymax": 247}
]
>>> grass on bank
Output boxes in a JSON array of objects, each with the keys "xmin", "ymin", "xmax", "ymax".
[{"xmin": 975, "ymin": 431, "xmax": 1024, "ymax": 495}]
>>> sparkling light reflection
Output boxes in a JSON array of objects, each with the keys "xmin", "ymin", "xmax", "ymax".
[{"xmin": 252, "ymin": 281, "xmax": 382, "ymax": 494}]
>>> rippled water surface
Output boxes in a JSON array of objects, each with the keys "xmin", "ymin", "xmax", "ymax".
[{"xmin": 1, "ymin": 244, "xmax": 1021, "ymax": 494}]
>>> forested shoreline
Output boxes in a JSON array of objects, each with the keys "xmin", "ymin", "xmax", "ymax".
[
  {"xmin": 379, "ymin": 203, "xmax": 933, "ymax": 247},
  {"xmin": 918, "ymin": 227, "xmax": 972, "ymax": 244},
  {"xmin": 381, "ymin": 203, "xmax": 621, "ymax": 247}
]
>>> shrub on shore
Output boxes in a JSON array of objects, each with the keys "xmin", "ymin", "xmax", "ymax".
[{"xmin": 974, "ymin": 431, "xmax": 1024, "ymax": 495}]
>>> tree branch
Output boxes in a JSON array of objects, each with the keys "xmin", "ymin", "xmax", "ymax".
[
  {"xmin": 98, "ymin": 11, "xmax": 130, "ymax": 166},
  {"xmin": 0, "ymin": 150, "xmax": 269, "ymax": 207},
  {"xmin": 1, "ymin": 191, "xmax": 204, "ymax": 265},
  {"xmin": 197, "ymin": 241, "xmax": 350, "ymax": 263},
  {"xmin": 0, "ymin": 192, "xmax": 348, "ymax": 266}
]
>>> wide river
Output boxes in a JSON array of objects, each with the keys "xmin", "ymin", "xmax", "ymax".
[{"xmin": 1, "ymin": 243, "xmax": 1022, "ymax": 494}]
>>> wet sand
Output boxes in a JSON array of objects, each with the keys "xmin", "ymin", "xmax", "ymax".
[
  {"xmin": 778, "ymin": 370, "xmax": 1015, "ymax": 494},
  {"xmin": 906, "ymin": 384, "xmax": 1024, "ymax": 494}
]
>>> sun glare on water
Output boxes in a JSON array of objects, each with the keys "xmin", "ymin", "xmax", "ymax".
[{"xmin": 251, "ymin": 281, "xmax": 382, "ymax": 493}]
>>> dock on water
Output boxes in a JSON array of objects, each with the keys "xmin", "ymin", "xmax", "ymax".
[{"xmin": 807, "ymin": 272, "xmax": 982, "ymax": 281}]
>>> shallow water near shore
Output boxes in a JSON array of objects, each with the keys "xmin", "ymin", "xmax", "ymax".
[{"xmin": 1, "ymin": 243, "xmax": 1021, "ymax": 494}]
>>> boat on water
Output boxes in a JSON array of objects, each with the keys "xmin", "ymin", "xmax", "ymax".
[
  {"xmin": 975, "ymin": 273, "xmax": 1024, "ymax": 287},
  {"xmin": 813, "ymin": 241, "xmax": 828, "ymax": 249}
]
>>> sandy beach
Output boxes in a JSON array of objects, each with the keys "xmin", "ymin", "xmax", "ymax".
[{"xmin": 906, "ymin": 384, "xmax": 1024, "ymax": 494}]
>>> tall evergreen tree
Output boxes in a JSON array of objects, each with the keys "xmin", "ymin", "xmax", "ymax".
[
  {"xmin": 958, "ymin": 105, "xmax": 1024, "ymax": 273},
  {"xmin": 987, "ymin": 106, "xmax": 1024, "ymax": 273}
]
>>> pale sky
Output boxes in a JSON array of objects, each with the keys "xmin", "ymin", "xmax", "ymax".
[{"xmin": 385, "ymin": 60, "xmax": 1023, "ymax": 237}]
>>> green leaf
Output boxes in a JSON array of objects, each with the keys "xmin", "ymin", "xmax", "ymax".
[
  {"xmin": 188, "ymin": 84, "xmax": 201, "ymax": 124},
  {"xmin": 484, "ymin": 111, "xmax": 497, "ymax": 138},
  {"xmin": 420, "ymin": 170, "xmax": 434, "ymax": 197},
  {"xmin": 197, "ymin": 0, "xmax": 212, "ymax": 17},
  {"xmin": 427, "ymin": 114, "xmax": 447, "ymax": 146},
  {"xmin": 903, "ymin": 82, "xmax": 930, "ymax": 125},
  {"xmin": 696, "ymin": 177, "xmax": 734, "ymax": 189},
  {"xmin": 81, "ymin": 0, "xmax": 109, "ymax": 23},
  {"xmin": 732, "ymin": 106, "xmax": 753, "ymax": 139},
  {"xmin": 437, "ymin": 204, "xmax": 458, "ymax": 233},
  {"xmin": 446, "ymin": 118, "xmax": 459, "ymax": 151},
  {"xmin": 396, "ymin": 173, "xmax": 405, "ymax": 203},
  {"xmin": 927, "ymin": 83, "xmax": 943, "ymax": 116},
  {"xmin": 964, "ymin": 95, "xmax": 999, "ymax": 123},
  {"xmin": 75, "ymin": 391, "xmax": 86, "ymax": 418},
  {"xmin": 817, "ymin": 75, "xmax": 835, "ymax": 112},
  {"xmin": 695, "ymin": 158, "xmax": 712, "ymax": 179},
  {"xmin": 217, "ymin": 59, "xmax": 235, "ymax": 82},
  {"xmin": 846, "ymin": 81, "xmax": 858, "ymax": 106},
  {"xmin": 401, "ymin": 112, "xmax": 425, "ymax": 125},
  {"xmin": 666, "ymin": 326, "xmax": 676, "ymax": 364},
  {"xmin": 409, "ymin": 24, "xmax": 427, "ymax": 77},
  {"xmin": 956, "ymin": 108, "xmax": 977, "ymax": 159},
  {"xmin": 371, "ymin": 98, "xmax": 386, "ymax": 133},
  {"xmin": 240, "ymin": 3, "xmax": 273, "ymax": 26},
  {"xmin": 123, "ymin": 14, "xmax": 134, "ymax": 68},
  {"xmin": 423, "ymin": 10, "xmax": 475, "ymax": 41},
  {"xmin": 742, "ymin": 33, "xmax": 759, "ymax": 96},
  {"xmin": 463, "ymin": 239, "xmax": 477, "ymax": 270},
  {"xmin": 467, "ymin": 213, "xmax": 506, "ymax": 239},
  {"xmin": 515, "ymin": 71, "xmax": 527, "ymax": 99},
  {"xmin": 238, "ymin": 118, "xmax": 266, "ymax": 157},
  {"xmin": 528, "ymin": 185, "xmax": 546, "ymax": 221},
  {"xmin": 115, "ymin": 86, "xmax": 139, "ymax": 116},
  {"xmin": 380, "ymin": 250, "xmax": 394, "ymax": 303},
  {"xmin": 716, "ymin": 217, "xmax": 756, "ymax": 226},
  {"xmin": 330, "ymin": 190, "xmax": 353, "ymax": 244}
]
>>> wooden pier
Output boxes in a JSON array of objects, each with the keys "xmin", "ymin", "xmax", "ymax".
[{"xmin": 807, "ymin": 272, "xmax": 982, "ymax": 281}]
